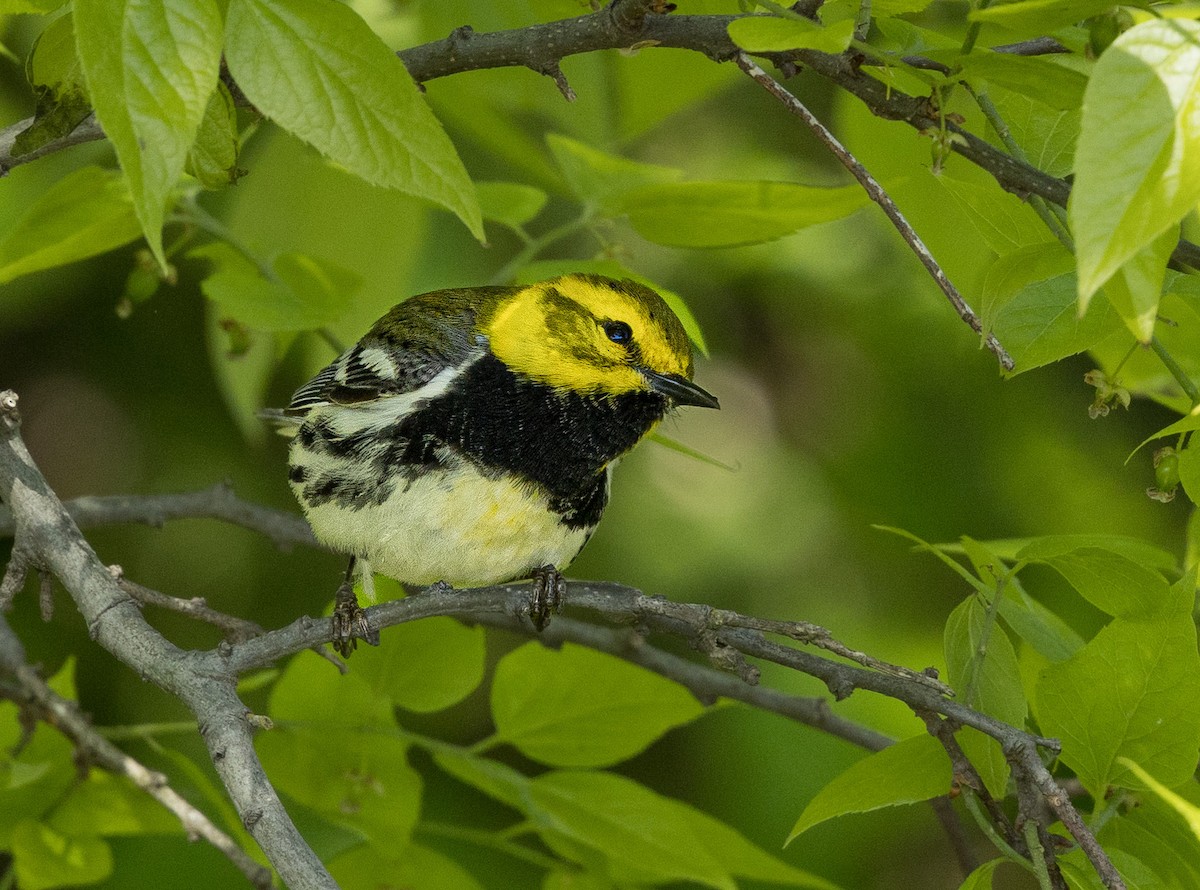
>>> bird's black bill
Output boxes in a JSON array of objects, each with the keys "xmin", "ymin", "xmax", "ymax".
[{"xmin": 641, "ymin": 369, "xmax": 720, "ymax": 409}]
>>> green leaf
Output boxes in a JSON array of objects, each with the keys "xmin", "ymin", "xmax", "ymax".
[
  {"xmin": 204, "ymin": 302, "xmax": 276, "ymax": 445},
  {"xmin": 528, "ymin": 771, "xmax": 732, "ymax": 890},
  {"xmin": 987, "ymin": 271, "xmax": 1121, "ymax": 375},
  {"xmin": 0, "ymin": 0, "xmax": 65, "ymax": 14},
  {"xmin": 331, "ymin": 841, "xmax": 484, "ymax": 890},
  {"xmin": 191, "ymin": 242, "xmax": 360, "ymax": 332},
  {"xmin": 1102, "ymin": 223, "xmax": 1177, "ymax": 343},
  {"xmin": 936, "ymin": 171, "xmax": 1051, "ymax": 254},
  {"xmin": 513, "ymin": 258, "xmax": 709, "ymax": 356},
  {"xmin": 269, "ymin": 650, "xmax": 394, "ymax": 728},
  {"xmin": 987, "ymin": 88, "xmax": 1079, "ymax": 179},
  {"xmin": 10, "ymin": 819, "xmax": 113, "ymax": 890},
  {"xmin": 186, "ymin": 81, "xmax": 242, "ymax": 190},
  {"xmin": 1102, "ymin": 762, "xmax": 1200, "ymax": 888},
  {"xmin": 1071, "ymin": 20, "xmax": 1200, "ymax": 309},
  {"xmin": 0, "ymin": 166, "xmax": 142, "ymax": 285},
  {"xmin": 788, "ymin": 734, "xmax": 950, "ymax": 841},
  {"xmin": 1117, "ymin": 758, "xmax": 1200, "ymax": 847},
  {"xmin": 1060, "ymin": 848, "xmax": 1162, "ymax": 890},
  {"xmin": 957, "ymin": 52, "xmax": 1087, "ymax": 113},
  {"xmin": 14, "ymin": 12, "xmax": 91, "ymax": 157},
  {"xmin": 1179, "ymin": 441, "xmax": 1200, "ymax": 506},
  {"xmin": 491, "ymin": 642, "xmax": 704, "ymax": 767},
  {"xmin": 74, "ymin": 0, "xmax": 224, "ymax": 268},
  {"xmin": 1036, "ymin": 606, "xmax": 1200, "ymax": 799},
  {"xmin": 969, "ymin": 0, "xmax": 1128, "ymax": 31},
  {"xmin": 958, "ymin": 859, "xmax": 1005, "ymax": 890},
  {"xmin": 944, "ymin": 597, "xmax": 1027, "ymax": 797},
  {"xmin": 476, "ymin": 181, "xmax": 548, "ymax": 230},
  {"xmin": 727, "ymin": 15, "xmax": 854, "ymax": 54},
  {"xmin": 620, "ymin": 180, "xmax": 866, "ymax": 248},
  {"xmin": 0, "ymin": 662, "xmax": 79, "ymax": 845},
  {"xmin": 997, "ymin": 582, "xmax": 1084, "ymax": 663},
  {"xmin": 982, "ymin": 241, "xmax": 1076, "ymax": 322},
  {"xmin": 431, "ymin": 749, "xmax": 529, "ymax": 812},
  {"xmin": 1017, "ymin": 546, "xmax": 1172, "ymax": 618},
  {"xmin": 682, "ymin": 795, "xmax": 842, "ymax": 889},
  {"xmin": 351, "ymin": 617, "xmax": 486, "ymax": 714},
  {"xmin": 49, "ymin": 772, "xmax": 179, "ymax": 837},
  {"xmin": 546, "ymin": 134, "xmax": 683, "ymax": 214},
  {"xmin": 224, "ymin": 0, "xmax": 483, "ymax": 240},
  {"xmin": 1013, "ymin": 535, "xmax": 1179, "ymax": 574},
  {"xmin": 257, "ymin": 727, "xmax": 422, "ymax": 845}
]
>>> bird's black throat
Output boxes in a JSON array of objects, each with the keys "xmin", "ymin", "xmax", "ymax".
[{"xmin": 297, "ymin": 354, "xmax": 668, "ymax": 530}]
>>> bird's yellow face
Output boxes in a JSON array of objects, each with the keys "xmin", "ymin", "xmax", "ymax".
[{"xmin": 482, "ymin": 274, "xmax": 696, "ymax": 398}]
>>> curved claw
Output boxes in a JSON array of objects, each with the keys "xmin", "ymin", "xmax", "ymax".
[
  {"xmin": 331, "ymin": 579, "xmax": 379, "ymax": 658},
  {"xmin": 528, "ymin": 565, "xmax": 566, "ymax": 631}
]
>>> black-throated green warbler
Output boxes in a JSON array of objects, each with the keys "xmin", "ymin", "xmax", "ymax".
[{"xmin": 274, "ymin": 273, "xmax": 718, "ymax": 653}]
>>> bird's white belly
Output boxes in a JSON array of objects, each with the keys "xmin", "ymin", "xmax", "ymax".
[{"xmin": 298, "ymin": 463, "xmax": 591, "ymax": 587}]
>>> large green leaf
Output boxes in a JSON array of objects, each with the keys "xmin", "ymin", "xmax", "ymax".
[
  {"xmin": 1101, "ymin": 222, "xmax": 1177, "ymax": 343},
  {"xmin": 0, "ymin": 165, "xmax": 142, "ymax": 285},
  {"xmin": 331, "ymin": 842, "xmax": 484, "ymax": 890},
  {"xmin": 1117, "ymin": 758, "xmax": 1200, "ymax": 851},
  {"xmin": 727, "ymin": 15, "xmax": 854, "ymax": 54},
  {"xmin": 1036, "ymin": 584, "xmax": 1200, "ymax": 799},
  {"xmin": 944, "ymin": 596, "xmax": 1027, "ymax": 797},
  {"xmin": 10, "ymin": 820, "xmax": 113, "ymax": 890},
  {"xmin": 191, "ymin": 242, "xmax": 360, "ymax": 332},
  {"xmin": 987, "ymin": 270, "xmax": 1120, "ymax": 375},
  {"xmin": 224, "ymin": 0, "xmax": 482, "ymax": 240},
  {"xmin": 74, "ymin": 0, "xmax": 224, "ymax": 267},
  {"xmin": 268, "ymin": 650, "xmax": 394, "ymax": 728},
  {"xmin": 475, "ymin": 181, "xmax": 548, "ymax": 231},
  {"xmin": 619, "ymin": 180, "xmax": 866, "ymax": 248},
  {"xmin": 1071, "ymin": 20, "xmax": 1200, "ymax": 312},
  {"xmin": 257, "ymin": 727, "xmax": 422, "ymax": 846},
  {"xmin": 788, "ymin": 734, "xmax": 950, "ymax": 841},
  {"xmin": 14, "ymin": 11, "xmax": 91, "ymax": 157},
  {"xmin": 936, "ymin": 171, "xmax": 1051, "ymax": 254},
  {"xmin": 1016, "ymin": 543, "xmax": 1173, "ymax": 618},
  {"xmin": 530, "ymin": 771, "xmax": 837, "ymax": 890},
  {"xmin": 958, "ymin": 52, "xmax": 1087, "ymax": 113},
  {"xmin": 970, "ymin": 0, "xmax": 1130, "ymax": 31},
  {"xmin": 186, "ymin": 81, "xmax": 242, "ymax": 190},
  {"xmin": 987, "ymin": 88, "xmax": 1079, "ymax": 178},
  {"xmin": 352, "ymin": 617, "xmax": 486, "ymax": 714},
  {"xmin": 490, "ymin": 642, "xmax": 704, "ymax": 767},
  {"xmin": 546, "ymin": 134, "xmax": 682, "ymax": 214},
  {"xmin": 1103, "ymin": 760, "xmax": 1200, "ymax": 889}
]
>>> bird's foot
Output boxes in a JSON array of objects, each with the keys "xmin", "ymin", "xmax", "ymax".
[
  {"xmin": 331, "ymin": 578, "xmax": 380, "ymax": 658},
  {"xmin": 528, "ymin": 565, "xmax": 566, "ymax": 631}
]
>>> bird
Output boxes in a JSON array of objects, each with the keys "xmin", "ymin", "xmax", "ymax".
[{"xmin": 271, "ymin": 273, "xmax": 719, "ymax": 655}]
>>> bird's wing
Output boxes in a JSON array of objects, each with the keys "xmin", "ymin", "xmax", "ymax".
[{"xmin": 280, "ymin": 290, "xmax": 497, "ymax": 417}]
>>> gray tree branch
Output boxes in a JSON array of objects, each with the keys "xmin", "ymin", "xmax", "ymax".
[
  {"xmin": 0, "ymin": 386, "xmax": 1125, "ymax": 888},
  {"xmin": 0, "ymin": 613, "xmax": 273, "ymax": 889},
  {"xmin": 1, "ymin": 4, "xmax": 1197, "ymax": 273},
  {"xmin": 0, "ymin": 392, "xmax": 335, "ymax": 890}
]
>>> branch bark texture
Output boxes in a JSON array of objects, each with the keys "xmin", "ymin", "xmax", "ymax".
[{"xmin": 0, "ymin": 387, "xmax": 1124, "ymax": 889}]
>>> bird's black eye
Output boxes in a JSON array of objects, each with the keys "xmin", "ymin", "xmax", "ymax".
[{"xmin": 603, "ymin": 321, "xmax": 633, "ymax": 346}]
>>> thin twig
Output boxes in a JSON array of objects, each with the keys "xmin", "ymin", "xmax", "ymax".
[
  {"xmin": 0, "ymin": 483, "xmax": 318, "ymax": 550},
  {"xmin": 0, "ymin": 614, "xmax": 273, "ymax": 889},
  {"xmin": 733, "ymin": 52, "xmax": 1015, "ymax": 371},
  {"xmin": 114, "ymin": 570, "xmax": 266, "ymax": 642}
]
